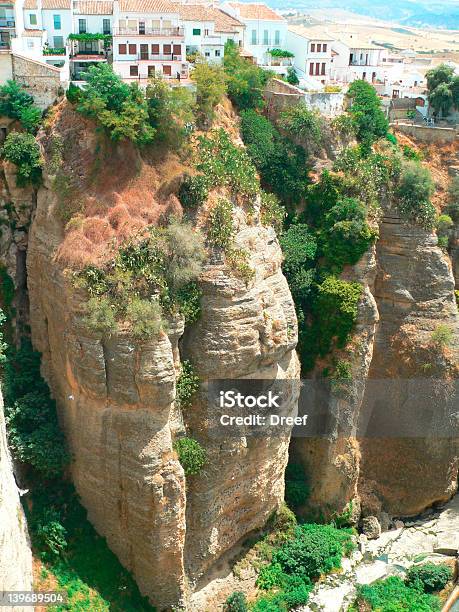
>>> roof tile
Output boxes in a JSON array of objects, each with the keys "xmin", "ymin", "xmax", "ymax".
[{"xmin": 226, "ymin": 2, "xmax": 284, "ymax": 22}]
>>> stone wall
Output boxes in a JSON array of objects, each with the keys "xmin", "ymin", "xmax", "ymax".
[
  {"xmin": 0, "ymin": 388, "xmax": 33, "ymax": 612},
  {"xmin": 265, "ymin": 79, "xmax": 345, "ymax": 117},
  {"xmin": 391, "ymin": 122, "xmax": 458, "ymax": 143},
  {"xmin": 11, "ymin": 54, "xmax": 67, "ymax": 110}
]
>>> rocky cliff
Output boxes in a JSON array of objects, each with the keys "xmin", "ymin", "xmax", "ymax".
[
  {"xmin": 0, "ymin": 389, "xmax": 33, "ymax": 612},
  {"xmin": 19, "ymin": 103, "xmax": 300, "ymax": 609}
]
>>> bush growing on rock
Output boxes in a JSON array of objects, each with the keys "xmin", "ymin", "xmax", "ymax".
[
  {"xmin": 176, "ymin": 360, "xmax": 200, "ymax": 409},
  {"xmin": 347, "ymin": 80, "xmax": 389, "ymax": 150},
  {"xmin": 405, "ymin": 563, "xmax": 452, "ymax": 593},
  {"xmin": 1, "ymin": 131, "xmax": 43, "ymax": 186},
  {"xmin": 223, "ymin": 591, "xmax": 248, "ymax": 612},
  {"xmin": 396, "ymin": 161, "xmax": 436, "ymax": 229},
  {"xmin": 353, "ymin": 576, "xmax": 441, "ymax": 611},
  {"xmin": 0, "ymin": 79, "xmax": 42, "ymax": 133},
  {"xmin": 179, "ymin": 174, "xmax": 209, "ymax": 209},
  {"xmin": 173, "ymin": 437, "xmax": 207, "ymax": 476}
]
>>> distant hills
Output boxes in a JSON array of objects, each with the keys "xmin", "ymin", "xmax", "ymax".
[{"xmin": 267, "ymin": 0, "xmax": 459, "ymax": 30}]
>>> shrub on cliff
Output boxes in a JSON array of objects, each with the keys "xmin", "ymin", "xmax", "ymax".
[
  {"xmin": 278, "ymin": 102, "xmax": 323, "ymax": 150},
  {"xmin": 191, "ymin": 59, "xmax": 226, "ymax": 126},
  {"xmin": 1, "ymin": 131, "xmax": 43, "ymax": 186},
  {"xmin": 179, "ymin": 174, "xmax": 209, "ymax": 209},
  {"xmin": 0, "ymin": 79, "xmax": 42, "ymax": 133},
  {"xmin": 347, "ymin": 80, "xmax": 388, "ymax": 151},
  {"xmin": 224, "ymin": 40, "xmax": 270, "ymax": 111},
  {"xmin": 173, "ymin": 437, "xmax": 206, "ymax": 476},
  {"xmin": 176, "ymin": 360, "xmax": 200, "ymax": 409},
  {"xmin": 76, "ymin": 64, "xmax": 155, "ymax": 145},
  {"xmin": 223, "ymin": 591, "xmax": 248, "ymax": 612},
  {"xmin": 396, "ymin": 161, "xmax": 436, "ymax": 229},
  {"xmin": 284, "ymin": 463, "xmax": 310, "ymax": 510},
  {"xmin": 353, "ymin": 576, "xmax": 441, "ymax": 611},
  {"xmin": 3, "ymin": 340, "xmax": 69, "ymax": 478},
  {"xmin": 405, "ymin": 563, "xmax": 452, "ymax": 593}
]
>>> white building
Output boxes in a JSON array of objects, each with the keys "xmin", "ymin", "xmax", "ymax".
[
  {"xmin": 286, "ymin": 25, "xmax": 333, "ymax": 88},
  {"xmin": 177, "ymin": 4, "xmax": 243, "ymax": 63},
  {"xmin": 112, "ymin": 0, "xmax": 188, "ymax": 83},
  {"xmin": 330, "ymin": 34, "xmax": 389, "ymax": 84},
  {"xmin": 220, "ymin": 1, "xmax": 290, "ymax": 73}
]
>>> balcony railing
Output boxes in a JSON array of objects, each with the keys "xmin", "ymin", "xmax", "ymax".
[
  {"xmin": 118, "ymin": 53, "xmax": 183, "ymax": 62},
  {"xmin": 114, "ymin": 27, "xmax": 184, "ymax": 37},
  {"xmin": 0, "ymin": 19, "xmax": 15, "ymax": 28}
]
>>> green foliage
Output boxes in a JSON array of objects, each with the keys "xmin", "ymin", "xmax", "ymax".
[
  {"xmin": 260, "ymin": 191, "xmax": 286, "ymax": 234},
  {"xmin": 207, "ymin": 198, "xmax": 235, "ymax": 249},
  {"xmin": 403, "ymin": 144, "xmax": 423, "ymax": 161},
  {"xmin": 174, "ymin": 437, "xmax": 207, "ymax": 476},
  {"xmin": 430, "ymin": 324, "xmax": 453, "ymax": 349},
  {"xmin": 197, "ymin": 128, "xmax": 260, "ymax": 201},
  {"xmin": 29, "ymin": 486, "xmax": 155, "ymax": 611},
  {"xmin": 239, "ymin": 109, "xmax": 309, "ymax": 208},
  {"xmin": 436, "ymin": 214, "xmax": 453, "ymax": 235},
  {"xmin": 68, "ymin": 32, "xmax": 112, "ymax": 44},
  {"xmin": 309, "ymin": 276, "xmax": 362, "ymax": 357},
  {"xmin": 272, "ymin": 523, "xmax": 354, "ymax": 580},
  {"xmin": 0, "ymin": 310, "xmax": 7, "ymax": 364},
  {"xmin": 76, "ymin": 64, "xmax": 155, "ymax": 145},
  {"xmin": 0, "ymin": 80, "xmax": 42, "ymax": 132},
  {"xmin": 347, "ymin": 80, "xmax": 389, "ymax": 150},
  {"xmin": 1, "ymin": 131, "xmax": 43, "ymax": 186},
  {"xmin": 269, "ymin": 49, "xmax": 294, "ymax": 58},
  {"xmin": 278, "ymin": 102, "xmax": 323, "ymax": 149},
  {"xmin": 331, "ymin": 114, "xmax": 357, "ymax": 138},
  {"xmin": 396, "ymin": 161, "xmax": 436, "ymax": 229},
  {"xmin": 353, "ymin": 576, "xmax": 441, "ymax": 611},
  {"xmin": 146, "ymin": 77, "xmax": 195, "ymax": 148},
  {"xmin": 179, "ymin": 174, "xmax": 209, "ymax": 209},
  {"xmin": 192, "ymin": 59, "xmax": 226, "ymax": 125},
  {"xmin": 386, "ymin": 132, "xmax": 398, "ymax": 145},
  {"xmin": 224, "ymin": 40, "xmax": 271, "ymax": 111},
  {"xmin": 426, "ymin": 64, "xmax": 459, "ymax": 116},
  {"xmin": 286, "ymin": 67, "xmax": 299, "ymax": 86},
  {"xmin": 285, "ymin": 463, "xmax": 309, "ymax": 510},
  {"xmin": 77, "ymin": 219, "xmax": 206, "ymax": 336},
  {"xmin": 405, "ymin": 563, "xmax": 452, "ymax": 594},
  {"xmin": 223, "ymin": 591, "xmax": 248, "ymax": 612},
  {"xmin": 176, "ymin": 360, "xmax": 200, "ymax": 409},
  {"xmin": 279, "ymin": 224, "xmax": 317, "ymax": 302},
  {"xmin": 66, "ymin": 82, "xmax": 81, "ymax": 105},
  {"xmin": 31, "ymin": 506, "xmax": 68, "ymax": 559},
  {"xmin": 3, "ymin": 339, "xmax": 69, "ymax": 478},
  {"xmin": 125, "ymin": 298, "xmax": 163, "ymax": 339}
]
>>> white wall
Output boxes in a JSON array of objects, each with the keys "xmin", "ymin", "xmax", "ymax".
[
  {"xmin": 73, "ymin": 14, "xmax": 113, "ymax": 34},
  {"xmin": 42, "ymin": 9, "xmax": 72, "ymax": 47}
]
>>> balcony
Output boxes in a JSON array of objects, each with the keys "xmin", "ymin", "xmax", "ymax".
[
  {"xmin": 118, "ymin": 53, "xmax": 183, "ymax": 62},
  {"xmin": 0, "ymin": 19, "xmax": 14, "ymax": 29},
  {"xmin": 113, "ymin": 27, "xmax": 184, "ymax": 37}
]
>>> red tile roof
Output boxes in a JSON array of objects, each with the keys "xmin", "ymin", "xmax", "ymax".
[
  {"xmin": 74, "ymin": 0, "xmax": 113, "ymax": 14},
  {"xmin": 175, "ymin": 5, "xmax": 243, "ymax": 32},
  {"xmin": 118, "ymin": 0, "xmax": 176, "ymax": 12},
  {"xmin": 227, "ymin": 2, "xmax": 284, "ymax": 22}
]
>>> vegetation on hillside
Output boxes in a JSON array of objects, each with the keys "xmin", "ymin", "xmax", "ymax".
[
  {"xmin": 0, "ymin": 79, "xmax": 42, "ymax": 133},
  {"xmin": 426, "ymin": 63, "xmax": 459, "ymax": 117}
]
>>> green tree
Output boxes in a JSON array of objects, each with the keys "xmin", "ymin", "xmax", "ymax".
[
  {"xmin": 146, "ymin": 77, "xmax": 195, "ymax": 148},
  {"xmin": 224, "ymin": 40, "xmax": 271, "ymax": 110},
  {"xmin": 429, "ymin": 82, "xmax": 453, "ymax": 117},
  {"xmin": 396, "ymin": 160, "xmax": 436, "ymax": 228},
  {"xmin": 286, "ymin": 66, "xmax": 299, "ymax": 86},
  {"xmin": 192, "ymin": 60, "xmax": 226, "ymax": 125},
  {"xmin": 426, "ymin": 63, "xmax": 454, "ymax": 93},
  {"xmin": 1, "ymin": 131, "xmax": 43, "ymax": 186},
  {"xmin": 0, "ymin": 80, "xmax": 42, "ymax": 133},
  {"xmin": 239, "ymin": 109, "xmax": 276, "ymax": 167},
  {"xmin": 77, "ymin": 64, "xmax": 155, "ymax": 145},
  {"xmin": 347, "ymin": 80, "xmax": 388, "ymax": 150}
]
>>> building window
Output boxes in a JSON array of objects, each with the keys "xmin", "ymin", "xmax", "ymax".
[
  {"xmin": 309, "ymin": 62, "xmax": 314, "ymax": 75},
  {"xmin": 321, "ymin": 62, "xmax": 325, "ymax": 75},
  {"xmin": 204, "ymin": 28, "xmax": 209, "ymax": 35},
  {"xmin": 263, "ymin": 29, "xmax": 268, "ymax": 45},
  {"xmin": 205, "ymin": 51, "xmax": 210, "ymax": 57},
  {"xmin": 317, "ymin": 43, "xmax": 321, "ymax": 52},
  {"xmin": 130, "ymin": 65, "xmax": 138, "ymax": 76},
  {"xmin": 78, "ymin": 18, "xmax": 86, "ymax": 33},
  {"xmin": 215, "ymin": 49, "xmax": 221, "ymax": 57},
  {"xmin": 29, "ymin": 13, "xmax": 37, "ymax": 25},
  {"xmin": 173, "ymin": 43, "xmax": 181, "ymax": 55},
  {"xmin": 192, "ymin": 28, "xmax": 201, "ymax": 35},
  {"xmin": 163, "ymin": 64, "xmax": 171, "ymax": 76},
  {"xmin": 163, "ymin": 44, "xmax": 171, "ymax": 55},
  {"xmin": 53, "ymin": 36, "xmax": 63, "ymax": 48},
  {"xmin": 315, "ymin": 62, "xmax": 320, "ymax": 75},
  {"xmin": 148, "ymin": 65, "xmax": 155, "ymax": 77},
  {"xmin": 151, "ymin": 43, "xmax": 159, "ymax": 54},
  {"xmin": 310, "ymin": 43, "xmax": 315, "ymax": 52},
  {"xmin": 274, "ymin": 30, "xmax": 280, "ymax": 45},
  {"xmin": 323, "ymin": 43, "xmax": 327, "ymax": 52},
  {"xmin": 103, "ymin": 18, "xmax": 110, "ymax": 34},
  {"xmin": 128, "ymin": 43, "xmax": 136, "ymax": 54},
  {"xmin": 251, "ymin": 29, "xmax": 256, "ymax": 45},
  {"xmin": 118, "ymin": 43, "xmax": 126, "ymax": 54},
  {"xmin": 53, "ymin": 14, "xmax": 61, "ymax": 30},
  {"xmin": 139, "ymin": 20, "xmax": 145, "ymax": 35}
]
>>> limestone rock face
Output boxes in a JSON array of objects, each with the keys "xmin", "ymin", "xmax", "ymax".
[
  {"xmin": 359, "ymin": 210, "xmax": 459, "ymax": 517},
  {"xmin": 25, "ymin": 168, "xmax": 300, "ymax": 608},
  {"xmin": 0, "ymin": 389, "xmax": 33, "ymax": 612}
]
